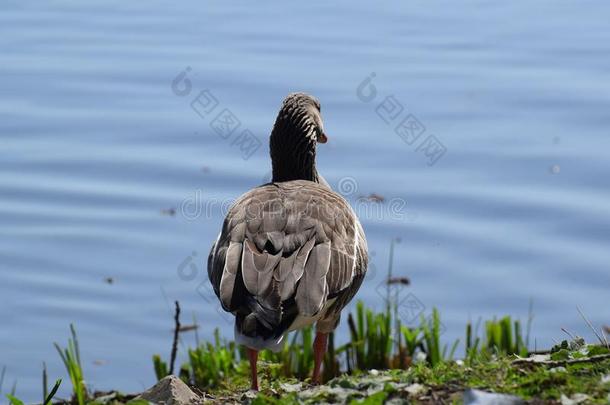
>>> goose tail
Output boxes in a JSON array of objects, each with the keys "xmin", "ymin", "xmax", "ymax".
[{"xmin": 234, "ymin": 321, "xmax": 285, "ymax": 352}]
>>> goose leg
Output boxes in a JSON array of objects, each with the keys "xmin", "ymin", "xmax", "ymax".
[
  {"xmin": 312, "ymin": 331, "xmax": 328, "ymax": 385},
  {"xmin": 247, "ymin": 347, "xmax": 259, "ymax": 390}
]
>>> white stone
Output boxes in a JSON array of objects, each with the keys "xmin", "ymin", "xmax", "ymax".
[
  {"xmin": 560, "ymin": 393, "xmax": 589, "ymax": 405},
  {"xmin": 279, "ymin": 382, "xmax": 302, "ymax": 393},
  {"xmin": 463, "ymin": 389, "xmax": 524, "ymax": 405},
  {"xmin": 414, "ymin": 351, "xmax": 427, "ymax": 364},
  {"xmin": 404, "ymin": 383, "xmax": 425, "ymax": 396}
]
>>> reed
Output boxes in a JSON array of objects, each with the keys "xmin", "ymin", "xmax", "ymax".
[
  {"xmin": 185, "ymin": 329, "xmax": 240, "ymax": 389},
  {"xmin": 344, "ymin": 301, "xmax": 392, "ymax": 371},
  {"xmin": 466, "ymin": 316, "xmax": 528, "ymax": 359},
  {"xmin": 152, "ymin": 355, "xmax": 169, "ymax": 381},
  {"xmin": 54, "ymin": 324, "xmax": 86, "ymax": 405}
]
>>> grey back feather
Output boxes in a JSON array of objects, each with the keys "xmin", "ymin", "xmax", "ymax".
[{"xmin": 208, "ymin": 180, "xmax": 368, "ymax": 336}]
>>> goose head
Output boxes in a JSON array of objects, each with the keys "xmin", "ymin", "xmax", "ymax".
[{"xmin": 270, "ymin": 93, "xmax": 328, "ymax": 183}]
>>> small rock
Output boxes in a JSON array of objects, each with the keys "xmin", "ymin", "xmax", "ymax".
[
  {"xmin": 404, "ymin": 383, "xmax": 425, "ymax": 396},
  {"xmin": 515, "ymin": 354, "xmax": 550, "ymax": 364},
  {"xmin": 414, "ymin": 351, "xmax": 427, "ymax": 364},
  {"xmin": 463, "ymin": 389, "xmax": 524, "ymax": 405},
  {"xmin": 241, "ymin": 390, "xmax": 258, "ymax": 401},
  {"xmin": 549, "ymin": 367, "xmax": 567, "ymax": 373},
  {"xmin": 560, "ymin": 393, "xmax": 589, "ymax": 405},
  {"xmin": 568, "ymin": 337, "xmax": 585, "ymax": 351},
  {"xmin": 279, "ymin": 382, "xmax": 302, "ymax": 393},
  {"xmin": 369, "ymin": 369, "xmax": 379, "ymax": 376},
  {"xmin": 94, "ymin": 393, "xmax": 117, "ymax": 404},
  {"xmin": 385, "ymin": 399, "xmax": 408, "ymax": 405},
  {"xmin": 137, "ymin": 375, "xmax": 200, "ymax": 405},
  {"xmin": 300, "ymin": 386, "xmax": 351, "ymax": 402},
  {"xmin": 601, "ymin": 374, "xmax": 610, "ymax": 384}
]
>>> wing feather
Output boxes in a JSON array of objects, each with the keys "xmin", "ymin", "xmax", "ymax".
[
  {"xmin": 219, "ymin": 241, "xmax": 243, "ymax": 309},
  {"xmin": 241, "ymin": 239, "xmax": 282, "ymax": 296},
  {"xmin": 296, "ymin": 241, "xmax": 331, "ymax": 316},
  {"xmin": 275, "ymin": 237, "xmax": 315, "ymax": 300}
]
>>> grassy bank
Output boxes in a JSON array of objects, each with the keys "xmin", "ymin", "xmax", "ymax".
[
  {"xmin": 4, "ymin": 242, "xmax": 609, "ymax": 404},
  {"xmin": 235, "ymin": 356, "xmax": 610, "ymax": 404},
  {"xmin": 4, "ymin": 300, "xmax": 608, "ymax": 404},
  {"xmin": 147, "ymin": 301, "xmax": 609, "ymax": 403}
]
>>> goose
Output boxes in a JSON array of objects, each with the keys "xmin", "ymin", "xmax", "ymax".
[{"xmin": 207, "ymin": 93, "xmax": 368, "ymax": 390}]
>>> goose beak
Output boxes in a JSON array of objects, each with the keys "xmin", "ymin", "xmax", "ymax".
[{"xmin": 317, "ymin": 132, "xmax": 328, "ymax": 144}]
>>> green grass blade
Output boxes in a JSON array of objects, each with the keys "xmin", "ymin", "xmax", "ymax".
[
  {"xmin": 6, "ymin": 394, "xmax": 24, "ymax": 405},
  {"xmin": 44, "ymin": 380, "xmax": 62, "ymax": 405}
]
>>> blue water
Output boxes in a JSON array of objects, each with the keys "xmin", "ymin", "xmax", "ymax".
[{"xmin": 2, "ymin": 0, "xmax": 610, "ymax": 400}]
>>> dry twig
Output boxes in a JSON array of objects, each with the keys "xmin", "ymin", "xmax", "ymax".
[{"xmin": 169, "ymin": 301, "xmax": 181, "ymax": 375}]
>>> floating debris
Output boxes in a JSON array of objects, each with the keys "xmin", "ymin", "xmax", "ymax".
[
  {"xmin": 358, "ymin": 193, "xmax": 385, "ymax": 203},
  {"xmin": 549, "ymin": 164, "xmax": 561, "ymax": 174},
  {"xmin": 104, "ymin": 277, "xmax": 114, "ymax": 284},
  {"xmin": 161, "ymin": 207, "xmax": 176, "ymax": 216},
  {"xmin": 178, "ymin": 324, "xmax": 199, "ymax": 333},
  {"xmin": 387, "ymin": 276, "xmax": 410, "ymax": 286}
]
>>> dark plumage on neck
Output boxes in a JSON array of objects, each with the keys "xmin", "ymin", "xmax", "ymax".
[
  {"xmin": 270, "ymin": 94, "xmax": 322, "ymax": 183},
  {"xmin": 270, "ymin": 137, "xmax": 319, "ymax": 183}
]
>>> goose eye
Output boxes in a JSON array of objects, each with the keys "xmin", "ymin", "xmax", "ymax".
[{"xmin": 316, "ymin": 127, "xmax": 328, "ymax": 144}]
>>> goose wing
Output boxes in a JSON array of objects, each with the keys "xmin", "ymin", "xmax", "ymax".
[{"xmin": 208, "ymin": 180, "xmax": 367, "ymax": 336}]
